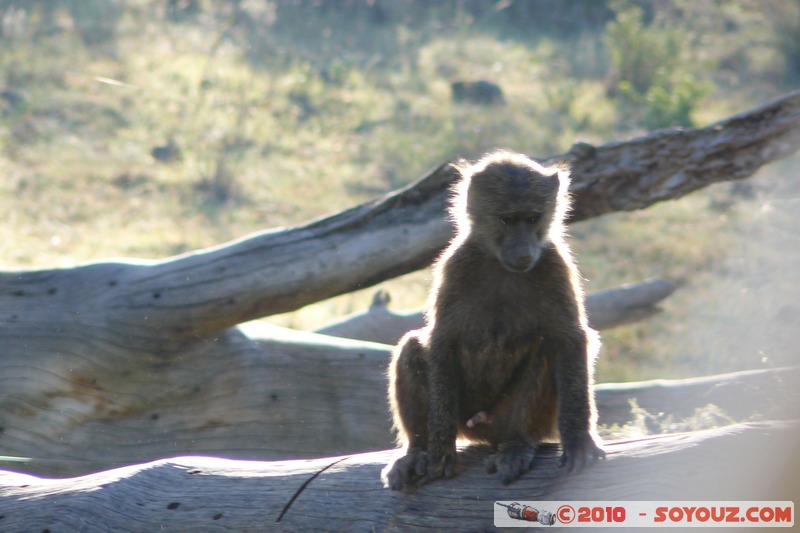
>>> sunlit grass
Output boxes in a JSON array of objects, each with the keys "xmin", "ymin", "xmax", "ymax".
[{"xmin": 1, "ymin": 3, "xmax": 798, "ymax": 382}]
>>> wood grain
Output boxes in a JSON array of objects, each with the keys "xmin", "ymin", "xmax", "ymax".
[{"xmin": 1, "ymin": 422, "xmax": 797, "ymax": 532}]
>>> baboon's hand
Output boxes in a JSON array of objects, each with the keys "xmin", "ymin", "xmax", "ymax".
[
  {"xmin": 417, "ymin": 445, "xmax": 456, "ymax": 486},
  {"xmin": 559, "ymin": 433, "xmax": 605, "ymax": 473},
  {"xmin": 485, "ymin": 441, "xmax": 536, "ymax": 485},
  {"xmin": 382, "ymin": 448, "xmax": 429, "ymax": 491}
]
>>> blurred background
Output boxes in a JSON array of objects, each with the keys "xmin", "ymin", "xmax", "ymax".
[{"xmin": 1, "ymin": 0, "xmax": 798, "ymax": 383}]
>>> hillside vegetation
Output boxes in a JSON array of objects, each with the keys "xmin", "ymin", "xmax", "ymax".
[{"xmin": 1, "ymin": 0, "xmax": 799, "ymax": 381}]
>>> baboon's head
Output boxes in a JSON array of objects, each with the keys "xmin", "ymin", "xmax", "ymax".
[{"xmin": 452, "ymin": 152, "xmax": 570, "ymax": 273}]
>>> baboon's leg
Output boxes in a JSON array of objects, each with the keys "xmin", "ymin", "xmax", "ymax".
[
  {"xmin": 485, "ymin": 440, "xmax": 538, "ymax": 485},
  {"xmin": 554, "ymin": 330, "xmax": 605, "ymax": 472},
  {"xmin": 481, "ymin": 342, "xmax": 558, "ymax": 484},
  {"xmin": 390, "ymin": 334, "xmax": 428, "ymax": 449},
  {"xmin": 384, "ymin": 334, "xmax": 430, "ymax": 490}
]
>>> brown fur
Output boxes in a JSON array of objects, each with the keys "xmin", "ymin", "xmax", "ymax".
[{"xmin": 383, "ymin": 151, "xmax": 604, "ymax": 490}]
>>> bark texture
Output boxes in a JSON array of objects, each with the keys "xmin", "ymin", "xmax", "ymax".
[{"xmin": 1, "ymin": 422, "xmax": 797, "ymax": 532}]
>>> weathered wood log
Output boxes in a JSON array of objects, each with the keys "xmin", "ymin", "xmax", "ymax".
[
  {"xmin": 1, "ymin": 422, "xmax": 797, "ymax": 532},
  {"xmin": 562, "ymin": 89, "xmax": 800, "ymax": 220},
  {"xmin": 2, "ymin": 92, "xmax": 799, "ymax": 479},
  {"xmin": 0, "ymin": 325, "xmax": 393, "ymax": 476},
  {"xmin": 2, "ymin": 92, "xmax": 798, "ymax": 337},
  {"xmin": 582, "ymin": 278, "xmax": 677, "ymax": 330},
  {"xmin": 316, "ymin": 289, "xmax": 426, "ymax": 345},
  {"xmin": 315, "ymin": 278, "xmax": 676, "ymax": 344},
  {"xmin": 0, "ymin": 310, "xmax": 795, "ymax": 479},
  {"xmin": 595, "ymin": 366, "xmax": 800, "ymax": 426}
]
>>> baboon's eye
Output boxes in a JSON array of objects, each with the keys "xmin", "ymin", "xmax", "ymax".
[{"xmin": 524, "ymin": 213, "xmax": 541, "ymax": 224}]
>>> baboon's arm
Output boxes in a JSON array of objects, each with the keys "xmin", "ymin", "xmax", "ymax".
[
  {"xmin": 424, "ymin": 337, "xmax": 460, "ymax": 479},
  {"xmin": 553, "ymin": 331, "xmax": 604, "ymax": 471}
]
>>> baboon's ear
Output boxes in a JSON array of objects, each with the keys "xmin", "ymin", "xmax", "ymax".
[
  {"xmin": 554, "ymin": 167, "xmax": 571, "ymax": 196},
  {"xmin": 450, "ymin": 159, "xmax": 471, "ymax": 178},
  {"xmin": 541, "ymin": 172, "xmax": 561, "ymax": 197}
]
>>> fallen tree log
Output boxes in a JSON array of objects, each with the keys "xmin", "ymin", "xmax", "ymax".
[
  {"xmin": 595, "ymin": 366, "xmax": 800, "ymax": 426},
  {"xmin": 0, "ymin": 310, "xmax": 795, "ymax": 478},
  {"xmin": 2, "ymin": 92, "xmax": 799, "ymax": 337},
  {"xmin": 0, "ymin": 421, "xmax": 797, "ymax": 532},
  {"xmin": 316, "ymin": 278, "xmax": 677, "ymax": 344},
  {"xmin": 1, "ymin": 92, "xmax": 799, "ymax": 478}
]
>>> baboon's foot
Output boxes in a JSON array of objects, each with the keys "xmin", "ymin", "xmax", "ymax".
[
  {"xmin": 485, "ymin": 441, "xmax": 536, "ymax": 485},
  {"xmin": 559, "ymin": 432, "xmax": 606, "ymax": 473},
  {"xmin": 382, "ymin": 448, "xmax": 428, "ymax": 491},
  {"xmin": 417, "ymin": 445, "xmax": 456, "ymax": 486}
]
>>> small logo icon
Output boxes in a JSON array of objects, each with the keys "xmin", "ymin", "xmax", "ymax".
[
  {"xmin": 557, "ymin": 504, "xmax": 576, "ymax": 524},
  {"xmin": 496, "ymin": 502, "xmax": 556, "ymax": 525}
]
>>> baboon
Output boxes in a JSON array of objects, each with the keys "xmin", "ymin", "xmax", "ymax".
[{"xmin": 383, "ymin": 151, "xmax": 604, "ymax": 490}]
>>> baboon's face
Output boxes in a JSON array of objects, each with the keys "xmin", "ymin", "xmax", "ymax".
[{"xmin": 466, "ymin": 163, "xmax": 559, "ymax": 273}]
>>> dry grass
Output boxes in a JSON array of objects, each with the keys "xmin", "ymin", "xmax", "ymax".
[{"xmin": 2, "ymin": 2, "xmax": 798, "ymax": 382}]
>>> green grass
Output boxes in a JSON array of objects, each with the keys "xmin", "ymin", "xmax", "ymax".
[{"xmin": 1, "ymin": 1, "xmax": 799, "ymax": 383}]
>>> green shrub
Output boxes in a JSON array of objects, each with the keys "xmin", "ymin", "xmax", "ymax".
[{"xmin": 604, "ymin": 3, "xmax": 711, "ymax": 129}]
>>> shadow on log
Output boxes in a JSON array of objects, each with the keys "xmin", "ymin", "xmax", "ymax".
[{"xmin": 0, "ymin": 422, "xmax": 797, "ymax": 531}]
